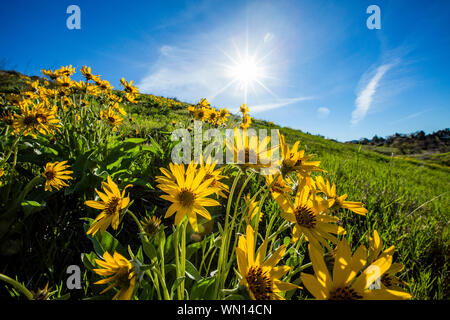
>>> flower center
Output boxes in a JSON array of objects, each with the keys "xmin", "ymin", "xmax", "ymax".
[
  {"xmin": 44, "ymin": 170, "xmax": 56, "ymax": 181},
  {"xmin": 329, "ymin": 286, "xmax": 363, "ymax": 300},
  {"xmin": 245, "ymin": 266, "xmax": 273, "ymax": 300},
  {"xmin": 294, "ymin": 206, "xmax": 316, "ymax": 228},
  {"xmin": 23, "ymin": 115, "xmax": 38, "ymax": 126},
  {"xmin": 105, "ymin": 197, "xmax": 120, "ymax": 215},
  {"xmin": 107, "ymin": 116, "xmax": 116, "ymax": 124},
  {"xmin": 116, "ymin": 268, "xmax": 132, "ymax": 288},
  {"xmin": 178, "ymin": 189, "xmax": 195, "ymax": 207}
]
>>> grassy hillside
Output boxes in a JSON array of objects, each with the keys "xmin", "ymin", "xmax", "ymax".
[{"xmin": 0, "ymin": 69, "xmax": 448, "ymax": 300}]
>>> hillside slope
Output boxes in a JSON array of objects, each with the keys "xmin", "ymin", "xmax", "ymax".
[{"xmin": 1, "ymin": 70, "xmax": 448, "ymax": 299}]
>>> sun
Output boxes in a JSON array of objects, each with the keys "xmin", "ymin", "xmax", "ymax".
[
  {"xmin": 210, "ymin": 35, "xmax": 277, "ymax": 103},
  {"xmin": 229, "ymin": 56, "xmax": 262, "ymax": 88}
]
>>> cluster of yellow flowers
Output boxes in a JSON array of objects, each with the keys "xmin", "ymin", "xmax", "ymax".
[
  {"xmin": 0, "ymin": 65, "xmax": 138, "ymax": 196},
  {"xmin": 82, "ymin": 126, "xmax": 411, "ymax": 300},
  {"xmin": 239, "ymin": 103, "xmax": 252, "ymax": 129},
  {"xmin": 147, "ymin": 94, "xmax": 184, "ymax": 109},
  {"xmin": 187, "ymin": 98, "xmax": 230, "ymax": 126}
]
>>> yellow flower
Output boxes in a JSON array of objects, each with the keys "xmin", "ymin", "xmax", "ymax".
[
  {"xmin": 368, "ymin": 230, "xmax": 409, "ymax": 291},
  {"xmin": 5, "ymin": 93, "xmax": 24, "ymax": 106},
  {"xmin": 198, "ymin": 98, "xmax": 211, "ymax": 109},
  {"xmin": 300, "ymin": 240, "xmax": 412, "ymax": 300},
  {"xmin": 206, "ymin": 108, "xmax": 219, "ymax": 125},
  {"xmin": 1, "ymin": 110, "xmax": 15, "ymax": 126},
  {"xmin": 236, "ymin": 225, "xmax": 299, "ymax": 300},
  {"xmin": 80, "ymin": 66, "xmax": 95, "ymax": 81},
  {"xmin": 200, "ymin": 158, "xmax": 229, "ymax": 198},
  {"xmin": 243, "ymin": 194, "xmax": 263, "ymax": 223},
  {"xmin": 57, "ymin": 65, "xmax": 76, "ymax": 77},
  {"xmin": 239, "ymin": 103, "xmax": 249, "ymax": 114},
  {"xmin": 240, "ymin": 113, "xmax": 252, "ymax": 130},
  {"xmin": 279, "ymin": 133, "xmax": 323, "ymax": 177},
  {"xmin": 264, "ymin": 174, "xmax": 292, "ymax": 209},
  {"xmin": 54, "ymin": 75, "xmax": 73, "ymax": 89},
  {"xmin": 34, "ymin": 104, "xmax": 61, "ymax": 135},
  {"xmin": 315, "ymin": 176, "xmax": 368, "ymax": 215},
  {"xmin": 155, "ymin": 162, "xmax": 220, "ymax": 231},
  {"xmin": 226, "ymin": 128, "xmax": 278, "ymax": 172},
  {"xmin": 218, "ymin": 108, "xmax": 230, "ymax": 124},
  {"xmin": 96, "ymin": 79, "xmax": 113, "ymax": 91},
  {"xmin": 100, "ymin": 107, "xmax": 123, "ymax": 131},
  {"xmin": 42, "ymin": 161, "xmax": 73, "ymax": 192},
  {"xmin": 194, "ymin": 107, "xmax": 210, "ymax": 122},
  {"xmin": 279, "ymin": 185, "xmax": 345, "ymax": 250},
  {"xmin": 0, "ymin": 168, "xmax": 4, "ymax": 186},
  {"xmin": 93, "ymin": 251, "xmax": 136, "ymax": 300},
  {"xmin": 85, "ymin": 176, "xmax": 132, "ymax": 236},
  {"xmin": 120, "ymin": 78, "xmax": 139, "ymax": 95},
  {"xmin": 41, "ymin": 69, "xmax": 60, "ymax": 80},
  {"xmin": 141, "ymin": 215, "xmax": 162, "ymax": 236},
  {"xmin": 13, "ymin": 103, "xmax": 60, "ymax": 138},
  {"xmin": 74, "ymin": 81, "xmax": 101, "ymax": 95}
]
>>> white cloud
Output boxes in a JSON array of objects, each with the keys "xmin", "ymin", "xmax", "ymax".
[
  {"xmin": 317, "ymin": 107, "xmax": 330, "ymax": 118},
  {"xmin": 264, "ymin": 32, "xmax": 274, "ymax": 43},
  {"xmin": 351, "ymin": 63, "xmax": 394, "ymax": 125},
  {"xmin": 238, "ymin": 96, "xmax": 314, "ymax": 114}
]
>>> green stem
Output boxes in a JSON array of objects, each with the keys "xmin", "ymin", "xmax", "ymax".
[
  {"xmin": 0, "ymin": 273, "xmax": 33, "ymax": 300},
  {"xmin": 213, "ymin": 170, "xmax": 242, "ymax": 299}
]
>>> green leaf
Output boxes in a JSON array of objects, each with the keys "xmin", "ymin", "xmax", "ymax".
[
  {"xmin": 190, "ymin": 277, "xmax": 216, "ymax": 300},
  {"xmin": 83, "ymin": 219, "xmax": 126, "ymax": 257},
  {"xmin": 185, "ymin": 241, "xmax": 202, "ymax": 261},
  {"xmin": 185, "ymin": 260, "xmax": 203, "ymax": 281},
  {"xmin": 170, "ymin": 277, "xmax": 185, "ymax": 297},
  {"xmin": 142, "ymin": 238, "xmax": 158, "ymax": 263},
  {"xmin": 81, "ymin": 251, "xmax": 98, "ymax": 270},
  {"xmin": 21, "ymin": 200, "xmax": 45, "ymax": 216}
]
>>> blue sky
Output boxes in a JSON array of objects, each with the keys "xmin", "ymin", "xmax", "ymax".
[{"xmin": 1, "ymin": 0, "xmax": 449, "ymax": 141}]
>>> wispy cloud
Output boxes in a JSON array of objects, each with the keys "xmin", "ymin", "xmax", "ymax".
[
  {"xmin": 351, "ymin": 63, "xmax": 394, "ymax": 125},
  {"xmin": 317, "ymin": 107, "xmax": 330, "ymax": 118},
  {"xmin": 234, "ymin": 96, "xmax": 314, "ymax": 114},
  {"xmin": 389, "ymin": 109, "xmax": 432, "ymax": 124}
]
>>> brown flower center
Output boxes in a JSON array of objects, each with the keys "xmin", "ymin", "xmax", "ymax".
[
  {"xmin": 294, "ymin": 206, "xmax": 316, "ymax": 228},
  {"xmin": 246, "ymin": 266, "xmax": 273, "ymax": 300},
  {"xmin": 44, "ymin": 169, "xmax": 56, "ymax": 181},
  {"xmin": 178, "ymin": 189, "xmax": 195, "ymax": 207},
  {"xmin": 329, "ymin": 286, "xmax": 363, "ymax": 300},
  {"xmin": 23, "ymin": 115, "xmax": 38, "ymax": 126},
  {"xmin": 105, "ymin": 197, "xmax": 120, "ymax": 215}
]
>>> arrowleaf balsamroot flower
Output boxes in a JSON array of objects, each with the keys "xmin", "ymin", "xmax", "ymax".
[
  {"xmin": 368, "ymin": 230, "xmax": 409, "ymax": 291},
  {"xmin": 264, "ymin": 174, "xmax": 292, "ymax": 209},
  {"xmin": 199, "ymin": 158, "xmax": 229, "ymax": 199},
  {"xmin": 156, "ymin": 162, "xmax": 220, "ymax": 232},
  {"xmin": 85, "ymin": 176, "xmax": 132, "ymax": 236},
  {"xmin": 94, "ymin": 251, "xmax": 136, "ymax": 300},
  {"xmin": 300, "ymin": 240, "xmax": 412, "ymax": 300},
  {"xmin": 100, "ymin": 107, "xmax": 123, "ymax": 131},
  {"xmin": 226, "ymin": 128, "xmax": 278, "ymax": 172},
  {"xmin": 42, "ymin": 161, "xmax": 73, "ymax": 192},
  {"xmin": 278, "ymin": 133, "xmax": 323, "ymax": 177},
  {"xmin": 236, "ymin": 225, "xmax": 299, "ymax": 300},
  {"xmin": 279, "ymin": 185, "xmax": 345, "ymax": 250},
  {"xmin": 315, "ymin": 176, "xmax": 368, "ymax": 215}
]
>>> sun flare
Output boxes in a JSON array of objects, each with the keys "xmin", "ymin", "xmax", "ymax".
[{"xmin": 229, "ymin": 56, "xmax": 262, "ymax": 88}]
